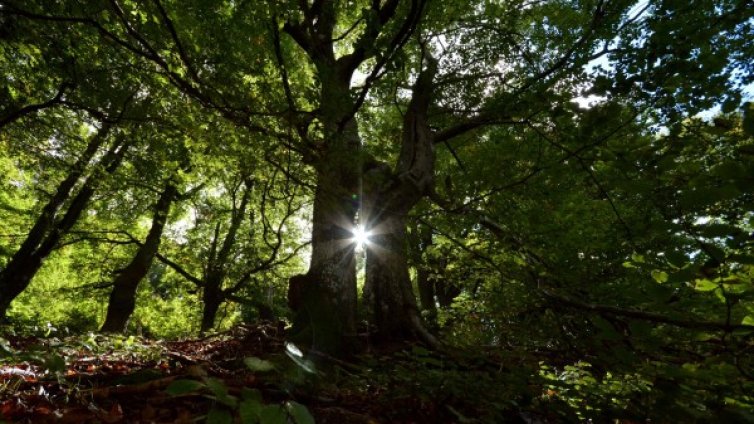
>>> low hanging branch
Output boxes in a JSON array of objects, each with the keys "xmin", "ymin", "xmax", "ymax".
[
  {"xmin": 425, "ymin": 210, "xmax": 754, "ymax": 336},
  {"xmin": 539, "ymin": 286, "xmax": 754, "ymax": 333},
  {"xmin": 480, "ymin": 215, "xmax": 754, "ymax": 334}
]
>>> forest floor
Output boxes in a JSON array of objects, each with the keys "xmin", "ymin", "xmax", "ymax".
[{"xmin": 0, "ymin": 322, "xmax": 573, "ymax": 423}]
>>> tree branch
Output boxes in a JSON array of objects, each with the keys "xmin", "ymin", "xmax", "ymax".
[{"xmin": 0, "ymin": 82, "xmax": 71, "ymax": 129}]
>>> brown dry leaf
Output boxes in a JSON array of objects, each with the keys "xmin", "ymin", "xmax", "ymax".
[
  {"xmin": 174, "ymin": 408, "xmax": 194, "ymax": 424},
  {"xmin": 1, "ymin": 399, "xmax": 24, "ymax": 419},
  {"xmin": 33, "ymin": 405, "xmax": 54, "ymax": 415},
  {"xmin": 58, "ymin": 407, "xmax": 96, "ymax": 424},
  {"xmin": 100, "ymin": 402, "xmax": 124, "ymax": 423},
  {"xmin": 141, "ymin": 403, "xmax": 156, "ymax": 421}
]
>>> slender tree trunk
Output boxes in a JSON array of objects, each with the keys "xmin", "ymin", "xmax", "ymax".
[
  {"xmin": 0, "ymin": 132, "xmax": 127, "ymax": 318},
  {"xmin": 198, "ymin": 180, "xmax": 252, "ymax": 333},
  {"xmin": 200, "ymin": 281, "xmax": 223, "ymax": 334},
  {"xmin": 415, "ymin": 225, "xmax": 438, "ymax": 326},
  {"xmin": 437, "ymin": 279, "xmax": 461, "ymax": 308},
  {"xmin": 417, "ymin": 268, "xmax": 437, "ymax": 320},
  {"xmin": 100, "ymin": 182, "xmax": 176, "ymax": 332}
]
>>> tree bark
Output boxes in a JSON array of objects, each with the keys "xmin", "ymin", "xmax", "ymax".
[
  {"xmin": 365, "ymin": 214, "xmax": 425, "ymax": 340},
  {"xmin": 198, "ymin": 180, "xmax": 252, "ymax": 333},
  {"xmin": 289, "ymin": 55, "xmax": 361, "ymax": 354},
  {"xmin": 0, "ymin": 131, "xmax": 128, "ymax": 318},
  {"xmin": 362, "ymin": 57, "xmax": 439, "ymax": 346},
  {"xmin": 283, "ymin": 1, "xmax": 419, "ymax": 354},
  {"xmin": 100, "ymin": 181, "xmax": 177, "ymax": 332},
  {"xmin": 414, "ymin": 224, "xmax": 438, "ymax": 326},
  {"xmin": 291, "ymin": 122, "xmax": 360, "ymax": 354},
  {"xmin": 200, "ymin": 280, "xmax": 223, "ymax": 334}
]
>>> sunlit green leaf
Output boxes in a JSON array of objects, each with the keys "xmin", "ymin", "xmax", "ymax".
[
  {"xmin": 244, "ymin": 357, "xmax": 275, "ymax": 373},
  {"xmin": 651, "ymin": 270, "xmax": 669, "ymax": 283},
  {"xmin": 286, "ymin": 401, "xmax": 315, "ymax": 424},
  {"xmin": 695, "ymin": 279, "xmax": 718, "ymax": 292}
]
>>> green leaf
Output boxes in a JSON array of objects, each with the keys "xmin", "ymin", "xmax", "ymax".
[
  {"xmin": 743, "ymin": 103, "xmax": 754, "ymax": 136},
  {"xmin": 259, "ymin": 405, "xmax": 287, "ymax": 424},
  {"xmin": 411, "ymin": 346, "xmax": 430, "ymax": 356},
  {"xmin": 592, "ymin": 317, "xmax": 620, "ymax": 341},
  {"xmin": 665, "ymin": 250, "xmax": 689, "ymax": 267},
  {"xmin": 166, "ymin": 379, "xmax": 205, "ymax": 395},
  {"xmin": 721, "ymin": 98, "xmax": 739, "ymax": 114},
  {"xmin": 695, "ymin": 279, "xmax": 718, "ymax": 292},
  {"xmin": 631, "ymin": 253, "xmax": 645, "ymax": 263},
  {"xmin": 207, "ymin": 407, "xmax": 233, "ymax": 424},
  {"xmin": 286, "ymin": 401, "xmax": 315, "ymax": 424},
  {"xmin": 239, "ymin": 399, "xmax": 262, "ymax": 424},
  {"xmin": 729, "ymin": 254, "xmax": 754, "ymax": 265},
  {"xmin": 43, "ymin": 354, "xmax": 66, "ymax": 374},
  {"xmin": 742, "ymin": 316, "xmax": 754, "ymax": 326},
  {"xmin": 241, "ymin": 387, "xmax": 263, "ymax": 403},
  {"xmin": 711, "ymin": 162, "xmax": 747, "ymax": 180},
  {"xmin": 651, "ymin": 270, "xmax": 669, "ymax": 283},
  {"xmin": 698, "ymin": 223, "xmax": 740, "ymax": 238},
  {"xmin": 706, "ymin": 244, "xmax": 726, "ymax": 263},
  {"xmin": 244, "ymin": 357, "xmax": 275, "ymax": 373},
  {"xmin": 204, "ymin": 377, "xmax": 237, "ymax": 407}
]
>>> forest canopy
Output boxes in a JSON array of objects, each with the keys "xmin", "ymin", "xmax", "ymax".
[{"xmin": 1, "ymin": 0, "xmax": 754, "ymax": 421}]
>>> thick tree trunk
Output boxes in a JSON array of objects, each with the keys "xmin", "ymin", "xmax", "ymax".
[
  {"xmin": 289, "ymin": 59, "xmax": 361, "ymax": 354},
  {"xmin": 362, "ymin": 57, "xmax": 439, "ymax": 347},
  {"xmin": 101, "ymin": 182, "xmax": 176, "ymax": 332},
  {"xmin": 364, "ymin": 203, "xmax": 438, "ymax": 347},
  {"xmin": 0, "ymin": 132, "xmax": 128, "ymax": 318},
  {"xmin": 292, "ymin": 143, "xmax": 360, "ymax": 353},
  {"xmin": 283, "ymin": 0, "xmax": 419, "ymax": 354},
  {"xmin": 365, "ymin": 214, "xmax": 426, "ymax": 341}
]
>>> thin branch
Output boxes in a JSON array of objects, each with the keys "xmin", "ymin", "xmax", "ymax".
[
  {"xmin": 151, "ymin": 0, "xmax": 201, "ymax": 82},
  {"xmin": 541, "ymin": 286, "xmax": 754, "ymax": 333},
  {"xmin": 526, "ymin": 121, "xmax": 637, "ymax": 249},
  {"xmin": 0, "ymin": 82, "xmax": 71, "ymax": 129}
]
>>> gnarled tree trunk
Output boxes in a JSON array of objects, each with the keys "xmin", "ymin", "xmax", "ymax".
[
  {"xmin": 363, "ymin": 57, "xmax": 439, "ymax": 347},
  {"xmin": 282, "ymin": 0, "xmax": 424, "ymax": 355},
  {"xmin": 284, "ymin": 25, "xmax": 363, "ymax": 351}
]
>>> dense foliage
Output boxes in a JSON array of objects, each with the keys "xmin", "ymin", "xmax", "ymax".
[{"xmin": 1, "ymin": 0, "xmax": 753, "ymax": 421}]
